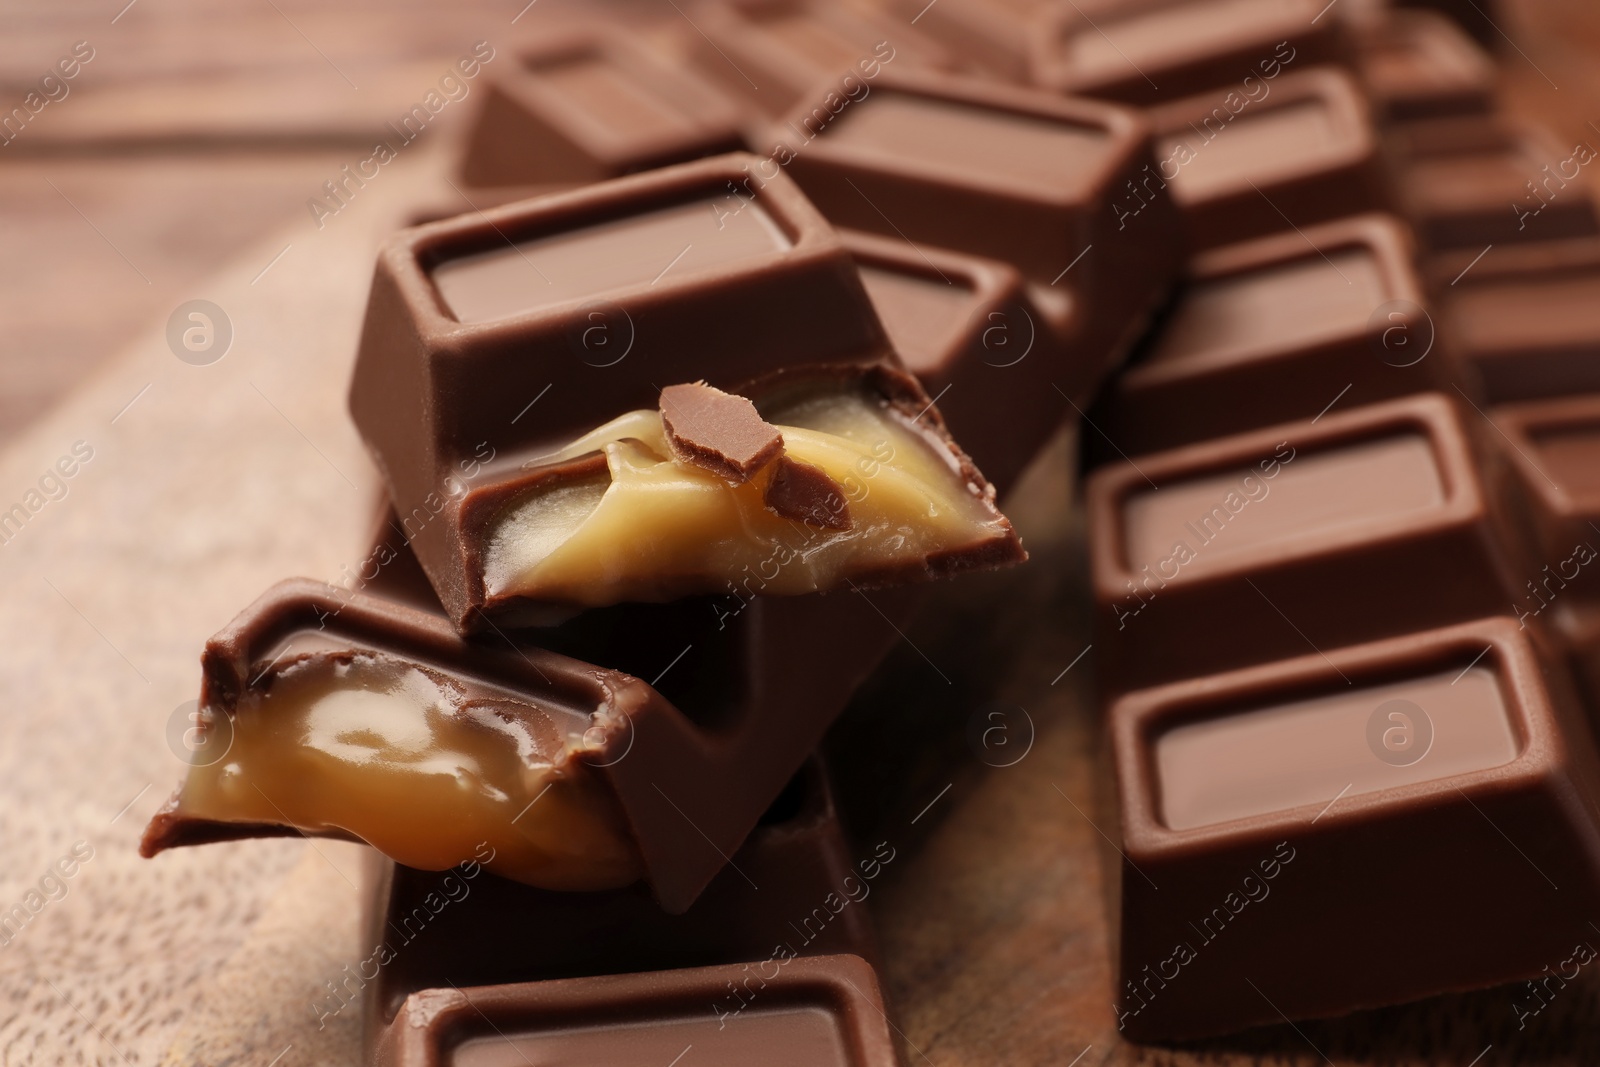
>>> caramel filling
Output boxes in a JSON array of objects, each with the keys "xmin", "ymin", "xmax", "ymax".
[
  {"xmin": 171, "ymin": 649, "xmax": 642, "ymax": 892},
  {"xmin": 485, "ymin": 389, "xmax": 1007, "ymax": 606}
]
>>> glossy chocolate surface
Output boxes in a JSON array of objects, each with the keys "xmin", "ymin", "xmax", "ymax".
[{"xmin": 1354, "ymin": 9, "xmax": 1495, "ymax": 122}]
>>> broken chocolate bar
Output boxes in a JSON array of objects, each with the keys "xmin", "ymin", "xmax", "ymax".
[
  {"xmin": 373, "ymin": 954, "xmax": 902, "ymax": 1066},
  {"xmin": 1088, "ymin": 393, "xmax": 1532, "ymax": 691},
  {"xmin": 684, "ymin": 0, "xmax": 957, "ymax": 117},
  {"xmin": 458, "ymin": 26, "xmax": 748, "ymax": 188},
  {"xmin": 142, "ymin": 523, "xmax": 925, "ymax": 912},
  {"xmin": 1145, "ymin": 66, "xmax": 1390, "ymax": 252},
  {"xmin": 349, "ymin": 154, "xmax": 1021, "ymax": 631},
  {"xmin": 1030, "ymin": 0, "xmax": 1348, "ymax": 105},
  {"xmin": 1109, "ymin": 616, "xmax": 1600, "ymax": 1040},
  {"xmin": 1091, "ymin": 213, "xmax": 1454, "ymax": 458}
]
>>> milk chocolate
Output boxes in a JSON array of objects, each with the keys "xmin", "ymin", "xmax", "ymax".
[
  {"xmin": 1109, "ymin": 616, "xmax": 1600, "ymax": 1040},
  {"xmin": 841, "ymin": 229, "xmax": 1083, "ymax": 494},
  {"xmin": 374, "ymin": 954, "xmax": 902, "ymax": 1067},
  {"xmin": 660, "ymin": 381, "xmax": 785, "ymax": 483},
  {"xmin": 777, "ymin": 69, "xmax": 1181, "ymax": 388},
  {"xmin": 1490, "ymin": 395, "xmax": 1600, "ymax": 608},
  {"xmin": 1092, "ymin": 214, "xmax": 1454, "ymax": 458},
  {"xmin": 348, "ymin": 154, "xmax": 1021, "ymax": 630},
  {"xmin": 1088, "ymin": 393, "xmax": 1530, "ymax": 690},
  {"xmin": 1354, "ymin": 9, "xmax": 1495, "ymax": 123},
  {"xmin": 1441, "ymin": 257, "xmax": 1600, "ymax": 402},
  {"xmin": 458, "ymin": 27, "xmax": 748, "ymax": 189},
  {"xmin": 684, "ymin": 0, "xmax": 958, "ymax": 117},
  {"xmin": 140, "ymin": 561, "xmax": 925, "ymax": 912},
  {"xmin": 1030, "ymin": 0, "xmax": 1349, "ymax": 105},
  {"xmin": 1146, "ymin": 66, "xmax": 1390, "ymax": 252},
  {"xmin": 882, "ymin": 0, "xmax": 1056, "ymax": 82},
  {"xmin": 1395, "ymin": 121, "xmax": 1600, "ymax": 251}
]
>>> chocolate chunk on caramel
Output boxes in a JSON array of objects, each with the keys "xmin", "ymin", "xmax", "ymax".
[
  {"xmin": 660, "ymin": 382, "xmax": 784, "ymax": 483},
  {"xmin": 765, "ymin": 456, "xmax": 853, "ymax": 530}
]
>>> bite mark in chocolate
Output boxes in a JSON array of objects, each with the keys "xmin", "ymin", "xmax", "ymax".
[
  {"xmin": 659, "ymin": 381, "xmax": 784, "ymax": 484},
  {"xmin": 764, "ymin": 455, "xmax": 852, "ymax": 529}
]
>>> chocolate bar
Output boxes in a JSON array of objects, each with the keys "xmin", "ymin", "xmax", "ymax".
[
  {"xmin": 1490, "ymin": 396, "xmax": 1600, "ymax": 611},
  {"xmin": 457, "ymin": 27, "xmax": 748, "ymax": 189},
  {"xmin": 1091, "ymin": 213, "xmax": 1451, "ymax": 459},
  {"xmin": 1030, "ymin": 0, "xmax": 1348, "ymax": 105},
  {"xmin": 1395, "ymin": 120, "xmax": 1600, "ymax": 251},
  {"xmin": 1088, "ymin": 392, "xmax": 1531, "ymax": 690},
  {"xmin": 1109, "ymin": 615, "xmax": 1600, "ymax": 1040},
  {"xmin": 374, "ymin": 954, "xmax": 901, "ymax": 1066},
  {"xmin": 776, "ymin": 68, "xmax": 1180, "ymax": 374},
  {"xmin": 139, "ymin": 561, "xmax": 923, "ymax": 912},
  {"xmin": 349, "ymin": 153, "xmax": 1022, "ymax": 630},
  {"xmin": 882, "ymin": 0, "xmax": 1056, "ymax": 82},
  {"xmin": 1146, "ymin": 66, "xmax": 1390, "ymax": 252},
  {"xmin": 841, "ymin": 229, "xmax": 1082, "ymax": 493},
  {"xmin": 1440, "ymin": 253, "xmax": 1600, "ymax": 402},
  {"xmin": 684, "ymin": 0, "xmax": 957, "ymax": 117},
  {"xmin": 358, "ymin": 759, "xmax": 885, "ymax": 1036},
  {"xmin": 1354, "ymin": 9, "xmax": 1495, "ymax": 123}
]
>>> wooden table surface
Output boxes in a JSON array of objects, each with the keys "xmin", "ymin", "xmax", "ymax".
[{"xmin": 2, "ymin": 2, "xmax": 1600, "ymax": 1064}]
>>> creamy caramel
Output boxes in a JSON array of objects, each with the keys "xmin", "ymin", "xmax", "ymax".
[
  {"xmin": 171, "ymin": 649, "xmax": 642, "ymax": 892},
  {"xmin": 483, "ymin": 389, "xmax": 1009, "ymax": 607}
]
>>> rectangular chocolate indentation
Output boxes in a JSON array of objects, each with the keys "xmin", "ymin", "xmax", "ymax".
[
  {"xmin": 534, "ymin": 52, "xmax": 703, "ymax": 141},
  {"xmin": 453, "ymin": 1006, "xmax": 851, "ymax": 1066},
  {"xmin": 1146, "ymin": 248, "xmax": 1385, "ymax": 374},
  {"xmin": 1162, "ymin": 99, "xmax": 1340, "ymax": 198},
  {"xmin": 820, "ymin": 91, "xmax": 1111, "ymax": 192},
  {"xmin": 856, "ymin": 264, "xmax": 980, "ymax": 375},
  {"xmin": 1528, "ymin": 422, "xmax": 1600, "ymax": 498},
  {"xmin": 432, "ymin": 197, "xmax": 793, "ymax": 324},
  {"xmin": 1059, "ymin": 0, "xmax": 1306, "ymax": 84},
  {"xmin": 1155, "ymin": 665, "xmax": 1519, "ymax": 830},
  {"xmin": 1121, "ymin": 434, "xmax": 1446, "ymax": 571}
]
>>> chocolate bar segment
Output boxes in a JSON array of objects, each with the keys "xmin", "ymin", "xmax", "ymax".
[
  {"xmin": 145, "ymin": 520, "xmax": 926, "ymax": 912},
  {"xmin": 1354, "ymin": 9, "xmax": 1495, "ymax": 123},
  {"xmin": 685, "ymin": 0, "xmax": 957, "ymax": 117},
  {"xmin": 1030, "ymin": 0, "xmax": 1347, "ymax": 105},
  {"xmin": 458, "ymin": 27, "xmax": 747, "ymax": 189},
  {"xmin": 881, "ymin": 0, "xmax": 1055, "ymax": 82},
  {"xmin": 842, "ymin": 229, "xmax": 1082, "ymax": 493},
  {"xmin": 1441, "ymin": 257, "xmax": 1600, "ymax": 402},
  {"xmin": 1110, "ymin": 616, "xmax": 1600, "ymax": 1040},
  {"xmin": 1491, "ymin": 395, "xmax": 1600, "ymax": 609},
  {"xmin": 1092, "ymin": 214, "xmax": 1451, "ymax": 458},
  {"xmin": 1147, "ymin": 66, "xmax": 1389, "ymax": 252},
  {"xmin": 1395, "ymin": 121, "xmax": 1600, "ymax": 251},
  {"xmin": 374, "ymin": 954, "xmax": 901, "ymax": 1067},
  {"xmin": 1088, "ymin": 393, "xmax": 1529, "ymax": 690},
  {"xmin": 349, "ymin": 154, "xmax": 1021, "ymax": 629}
]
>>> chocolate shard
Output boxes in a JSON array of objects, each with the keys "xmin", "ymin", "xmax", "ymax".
[
  {"xmin": 660, "ymin": 381, "xmax": 784, "ymax": 483},
  {"xmin": 764, "ymin": 455, "xmax": 852, "ymax": 529}
]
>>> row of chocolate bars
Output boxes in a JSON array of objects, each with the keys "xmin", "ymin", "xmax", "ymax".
[{"xmin": 133, "ymin": 0, "xmax": 1597, "ymax": 1058}]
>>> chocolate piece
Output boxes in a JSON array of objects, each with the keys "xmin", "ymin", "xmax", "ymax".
[
  {"xmin": 1030, "ymin": 0, "xmax": 1348, "ymax": 105},
  {"xmin": 373, "ymin": 954, "xmax": 901, "ymax": 1066},
  {"xmin": 684, "ymin": 0, "xmax": 957, "ymax": 117},
  {"xmin": 1425, "ymin": 233, "xmax": 1600, "ymax": 291},
  {"xmin": 1490, "ymin": 396, "xmax": 1600, "ymax": 609},
  {"xmin": 765, "ymin": 455, "xmax": 852, "ymax": 528},
  {"xmin": 458, "ymin": 27, "xmax": 747, "ymax": 188},
  {"xmin": 842, "ymin": 229, "xmax": 1083, "ymax": 494},
  {"xmin": 660, "ymin": 381, "xmax": 785, "ymax": 483},
  {"xmin": 1146, "ymin": 66, "xmax": 1389, "ymax": 252},
  {"xmin": 1088, "ymin": 393, "xmax": 1530, "ymax": 691},
  {"xmin": 358, "ymin": 760, "xmax": 881, "ymax": 1029},
  {"xmin": 1092, "ymin": 214, "xmax": 1454, "ymax": 458},
  {"xmin": 1354, "ymin": 9, "xmax": 1495, "ymax": 123},
  {"xmin": 143, "ymin": 523, "xmax": 926, "ymax": 911},
  {"xmin": 1394, "ymin": 0, "xmax": 1502, "ymax": 48},
  {"xmin": 881, "ymin": 0, "xmax": 1054, "ymax": 81},
  {"xmin": 777, "ymin": 69, "xmax": 1181, "ymax": 392},
  {"xmin": 1395, "ymin": 122, "xmax": 1600, "ymax": 251},
  {"xmin": 1441, "ymin": 257, "xmax": 1600, "ymax": 402},
  {"xmin": 349, "ymin": 154, "xmax": 1020, "ymax": 629},
  {"xmin": 1109, "ymin": 616, "xmax": 1600, "ymax": 1040}
]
